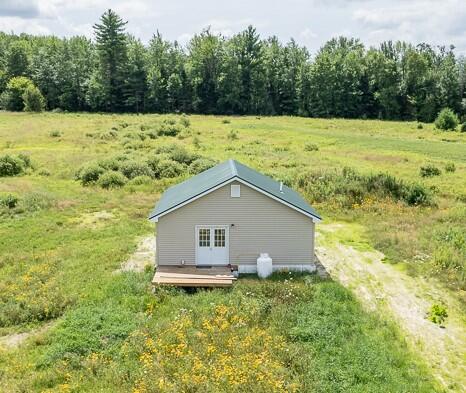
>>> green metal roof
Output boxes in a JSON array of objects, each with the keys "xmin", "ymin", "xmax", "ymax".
[{"xmin": 149, "ymin": 159, "xmax": 321, "ymax": 221}]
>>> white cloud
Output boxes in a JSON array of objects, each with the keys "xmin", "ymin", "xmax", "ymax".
[
  {"xmin": 353, "ymin": 0, "xmax": 466, "ymax": 52},
  {"xmin": 0, "ymin": 16, "xmax": 51, "ymax": 34},
  {"xmin": 300, "ymin": 28, "xmax": 317, "ymax": 40},
  {"xmin": 0, "ymin": 0, "xmax": 40, "ymax": 18},
  {"xmin": 0, "ymin": 0, "xmax": 465, "ymax": 54}
]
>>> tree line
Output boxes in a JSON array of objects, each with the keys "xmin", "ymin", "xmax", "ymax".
[{"xmin": 0, "ymin": 9, "xmax": 465, "ymax": 121}]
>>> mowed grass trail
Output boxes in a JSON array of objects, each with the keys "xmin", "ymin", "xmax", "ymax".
[{"xmin": 0, "ymin": 112, "xmax": 465, "ymax": 392}]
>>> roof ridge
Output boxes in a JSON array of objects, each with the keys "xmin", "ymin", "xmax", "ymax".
[{"xmin": 228, "ymin": 159, "xmax": 238, "ymax": 176}]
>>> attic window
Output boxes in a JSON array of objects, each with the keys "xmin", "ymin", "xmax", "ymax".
[{"xmin": 231, "ymin": 184, "xmax": 240, "ymax": 198}]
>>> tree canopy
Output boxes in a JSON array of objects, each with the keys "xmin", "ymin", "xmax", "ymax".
[{"xmin": 0, "ymin": 10, "xmax": 464, "ymax": 122}]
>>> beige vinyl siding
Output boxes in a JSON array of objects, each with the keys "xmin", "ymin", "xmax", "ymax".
[{"xmin": 156, "ymin": 181, "xmax": 314, "ymax": 266}]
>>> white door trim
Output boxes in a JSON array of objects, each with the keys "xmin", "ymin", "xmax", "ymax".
[{"xmin": 195, "ymin": 225, "xmax": 230, "ymax": 266}]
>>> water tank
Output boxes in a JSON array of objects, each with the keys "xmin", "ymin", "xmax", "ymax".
[{"xmin": 257, "ymin": 253, "xmax": 273, "ymax": 278}]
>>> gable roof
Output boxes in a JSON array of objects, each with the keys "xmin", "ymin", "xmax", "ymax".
[{"xmin": 149, "ymin": 159, "xmax": 321, "ymax": 222}]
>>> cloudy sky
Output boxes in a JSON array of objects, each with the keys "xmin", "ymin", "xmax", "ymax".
[{"xmin": 1, "ymin": 0, "xmax": 465, "ymax": 55}]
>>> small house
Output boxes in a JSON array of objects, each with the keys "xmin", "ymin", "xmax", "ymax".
[{"xmin": 149, "ymin": 159, "xmax": 321, "ymax": 280}]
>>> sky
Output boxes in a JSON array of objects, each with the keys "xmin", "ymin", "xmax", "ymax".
[{"xmin": 0, "ymin": 0, "xmax": 465, "ymax": 55}]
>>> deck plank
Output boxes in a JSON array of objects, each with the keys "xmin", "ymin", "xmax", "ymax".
[{"xmin": 152, "ymin": 265, "xmax": 235, "ymax": 288}]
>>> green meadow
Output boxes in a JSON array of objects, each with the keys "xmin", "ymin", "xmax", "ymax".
[{"xmin": 0, "ymin": 112, "xmax": 465, "ymax": 392}]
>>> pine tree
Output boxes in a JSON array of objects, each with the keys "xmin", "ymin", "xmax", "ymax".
[{"xmin": 93, "ymin": 9, "xmax": 128, "ymax": 111}]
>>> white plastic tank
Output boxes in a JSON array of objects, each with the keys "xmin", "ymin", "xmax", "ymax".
[{"xmin": 257, "ymin": 253, "xmax": 273, "ymax": 278}]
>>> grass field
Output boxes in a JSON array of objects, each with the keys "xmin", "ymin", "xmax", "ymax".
[{"xmin": 0, "ymin": 112, "xmax": 465, "ymax": 392}]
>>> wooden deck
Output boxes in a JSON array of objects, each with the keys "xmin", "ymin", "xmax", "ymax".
[{"xmin": 152, "ymin": 265, "xmax": 236, "ymax": 288}]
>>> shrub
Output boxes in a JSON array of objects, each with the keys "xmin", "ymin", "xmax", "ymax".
[
  {"xmin": 304, "ymin": 143, "xmax": 319, "ymax": 152},
  {"xmin": 119, "ymin": 160, "xmax": 153, "ymax": 179},
  {"xmin": 189, "ymin": 158, "xmax": 218, "ymax": 174},
  {"xmin": 434, "ymin": 108, "xmax": 459, "ymax": 131},
  {"xmin": 228, "ymin": 129, "xmax": 238, "ymax": 140},
  {"xmin": 156, "ymin": 144, "xmax": 199, "ymax": 165},
  {"xmin": 192, "ymin": 136, "xmax": 201, "ymax": 149},
  {"xmin": 22, "ymin": 84, "xmax": 46, "ymax": 112},
  {"xmin": 0, "ymin": 154, "xmax": 25, "ymax": 177},
  {"xmin": 445, "ymin": 162, "xmax": 456, "ymax": 173},
  {"xmin": 128, "ymin": 175, "xmax": 153, "ymax": 185},
  {"xmin": 461, "ymin": 123, "xmax": 466, "ymax": 132},
  {"xmin": 77, "ymin": 163, "xmax": 105, "ymax": 185},
  {"xmin": 0, "ymin": 76, "xmax": 34, "ymax": 111},
  {"xmin": 403, "ymin": 184, "xmax": 431, "ymax": 206},
  {"xmin": 222, "ymin": 119, "xmax": 231, "ymax": 124},
  {"xmin": 0, "ymin": 194, "xmax": 19, "ymax": 209},
  {"xmin": 180, "ymin": 115, "xmax": 190, "ymax": 128},
  {"xmin": 17, "ymin": 153, "xmax": 32, "ymax": 169},
  {"xmin": 417, "ymin": 123, "xmax": 423, "ymax": 129},
  {"xmin": 420, "ymin": 165, "xmax": 441, "ymax": 177},
  {"xmin": 296, "ymin": 167, "xmax": 432, "ymax": 207},
  {"xmin": 427, "ymin": 304, "xmax": 448, "ymax": 325},
  {"xmin": 38, "ymin": 168, "xmax": 51, "ymax": 176},
  {"xmin": 97, "ymin": 155, "xmax": 127, "ymax": 171},
  {"xmin": 157, "ymin": 120, "xmax": 181, "ymax": 137},
  {"xmin": 157, "ymin": 160, "xmax": 185, "ymax": 178},
  {"xmin": 49, "ymin": 130, "xmax": 62, "ymax": 138},
  {"xmin": 98, "ymin": 171, "xmax": 127, "ymax": 189}
]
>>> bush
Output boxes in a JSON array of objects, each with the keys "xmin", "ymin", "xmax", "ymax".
[
  {"xmin": 189, "ymin": 158, "xmax": 218, "ymax": 174},
  {"xmin": 420, "ymin": 165, "xmax": 441, "ymax": 177},
  {"xmin": 0, "ymin": 194, "xmax": 19, "ymax": 209},
  {"xmin": 49, "ymin": 130, "xmax": 62, "ymax": 138},
  {"xmin": 180, "ymin": 115, "xmax": 190, "ymax": 128},
  {"xmin": 22, "ymin": 84, "xmax": 46, "ymax": 112},
  {"xmin": 77, "ymin": 163, "xmax": 105, "ymax": 185},
  {"xmin": 461, "ymin": 123, "xmax": 466, "ymax": 132},
  {"xmin": 119, "ymin": 160, "xmax": 153, "ymax": 179},
  {"xmin": 296, "ymin": 167, "xmax": 432, "ymax": 207},
  {"xmin": 157, "ymin": 120, "xmax": 181, "ymax": 137},
  {"xmin": 98, "ymin": 171, "xmax": 127, "ymax": 189},
  {"xmin": 0, "ymin": 154, "xmax": 25, "ymax": 177},
  {"xmin": 127, "ymin": 175, "xmax": 153, "ymax": 185},
  {"xmin": 97, "ymin": 155, "xmax": 127, "ymax": 171},
  {"xmin": 427, "ymin": 304, "xmax": 448, "ymax": 325},
  {"xmin": 17, "ymin": 153, "xmax": 32, "ymax": 169},
  {"xmin": 38, "ymin": 168, "xmax": 51, "ymax": 176},
  {"xmin": 157, "ymin": 160, "xmax": 185, "ymax": 178},
  {"xmin": 403, "ymin": 184, "xmax": 431, "ymax": 206},
  {"xmin": 417, "ymin": 123, "xmax": 423, "ymax": 129},
  {"xmin": 434, "ymin": 108, "xmax": 459, "ymax": 131},
  {"xmin": 304, "ymin": 143, "xmax": 319, "ymax": 152},
  {"xmin": 0, "ymin": 76, "xmax": 34, "ymax": 111},
  {"xmin": 445, "ymin": 162, "xmax": 456, "ymax": 173},
  {"xmin": 228, "ymin": 129, "xmax": 238, "ymax": 140},
  {"xmin": 222, "ymin": 119, "xmax": 231, "ymax": 124},
  {"xmin": 156, "ymin": 144, "xmax": 199, "ymax": 165}
]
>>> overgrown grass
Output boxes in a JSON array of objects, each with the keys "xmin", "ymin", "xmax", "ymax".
[
  {"xmin": 0, "ymin": 112, "xmax": 464, "ymax": 391},
  {"xmin": 0, "ymin": 274, "xmax": 440, "ymax": 392}
]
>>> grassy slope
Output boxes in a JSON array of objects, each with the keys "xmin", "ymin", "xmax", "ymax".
[{"xmin": 0, "ymin": 112, "xmax": 464, "ymax": 392}]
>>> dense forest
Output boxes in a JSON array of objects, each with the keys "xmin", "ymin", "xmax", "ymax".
[{"xmin": 0, "ymin": 9, "xmax": 465, "ymax": 121}]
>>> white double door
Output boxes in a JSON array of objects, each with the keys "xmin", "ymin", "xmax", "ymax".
[{"xmin": 195, "ymin": 225, "xmax": 229, "ymax": 265}]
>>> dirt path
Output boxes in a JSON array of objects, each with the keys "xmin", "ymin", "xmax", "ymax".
[
  {"xmin": 316, "ymin": 224, "xmax": 466, "ymax": 392},
  {"xmin": 0, "ymin": 322, "xmax": 55, "ymax": 350},
  {"xmin": 116, "ymin": 235, "xmax": 156, "ymax": 273}
]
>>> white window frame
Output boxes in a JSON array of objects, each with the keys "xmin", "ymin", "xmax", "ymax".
[{"xmin": 230, "ymin": 184, "xmax": 241, "ymax": 197}]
